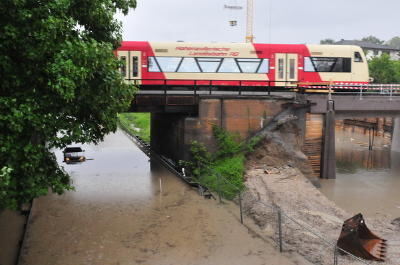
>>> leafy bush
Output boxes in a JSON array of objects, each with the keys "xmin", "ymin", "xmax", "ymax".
[
  {"xmin": 368, "ymin": 54, "xmax": 400, "ymax": 83},
  {"xmin": 182, "ymin": 125, "xmax": 258, "ymax": 199}
]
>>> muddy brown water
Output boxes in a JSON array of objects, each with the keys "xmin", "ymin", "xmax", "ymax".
[
  {"xmin": 320, "ymin": 126, "xmax": 400, "ymax": 219},
  {"xmin": 16, "ymin": 129, "xmax": 302, "ymax": 265},
  {"xmin": 0, "ymin": 210, "xmax": 26, "ymax": 265}
]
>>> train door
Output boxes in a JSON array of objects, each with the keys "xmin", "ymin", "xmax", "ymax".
[
  {"xmin": 129, "ymin": 51, "xmax": 141, "ymax": 85},
  {"xmin": 275, "ymin": 53, "xmax": 298, "ymax": 86},
  {"xmin": 117, "ymin": 51, "xmax": 142, "ymax": 84},
  {"xmin": 118, "ymin": 51, "xmax": 129, "ymax": 81}
]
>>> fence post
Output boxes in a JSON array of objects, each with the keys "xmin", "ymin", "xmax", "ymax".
[
  {"xmin": 239, "ymin": 191, "xmax": 243, "ymax": 224},
  {"xmin": 390, "ymin": 84, "xmax": 393, "ymax": 101},
  {"xmin": 277, "ymin": 207, "xmax": 283, "ymax": 252},
  {"xmin": 334, "ymin": 245, "xmax": 338, "ymax": 265},
  {"xmin": 217, "ymin": 173, "xmax": 222, "ymax": 204}
]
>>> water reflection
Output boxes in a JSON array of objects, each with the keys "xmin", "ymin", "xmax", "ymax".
[
  {"xmin": 54, "ymin": 130, "xmax": 158, "ymax": 204},
  {"xmin": 320, "ymin": 127, "xmax": 400, "ymax": 217}
]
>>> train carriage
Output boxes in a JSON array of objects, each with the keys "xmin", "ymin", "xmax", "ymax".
[{"xmin": 116, "ymin": 41, "xmax": 369, "ymax": 89}]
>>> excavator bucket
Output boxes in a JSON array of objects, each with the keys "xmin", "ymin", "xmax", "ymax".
[{"xmin": 337, "ymin": 213, "xmax": 387, "ymax": 262}]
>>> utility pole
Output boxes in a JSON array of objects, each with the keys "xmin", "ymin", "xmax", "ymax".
[{"xmin": 245, "ymin": 0, "xmax": 254, "ymax": 43}]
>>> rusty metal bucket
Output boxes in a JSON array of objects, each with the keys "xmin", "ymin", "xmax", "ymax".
[{"xmin": 337, "ymin": 213, "xmax": 387, "ymax": 262}]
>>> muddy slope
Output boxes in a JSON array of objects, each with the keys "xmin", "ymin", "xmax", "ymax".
[{"xmin": 243, "ymin": 122, "xmax": 400, "ymax": 265}]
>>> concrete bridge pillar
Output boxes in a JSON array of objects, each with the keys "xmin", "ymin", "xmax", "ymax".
[
  {"xmin": 150, "ymin": 97, "xmax": 292, "ymax": 163},
  {"xmin": 321, "ymin": 100, "xmax": 336, "ymax": 179},
  {"xmin": 391, "ymin": 117, "xmax": 400, "ymax": 153}
]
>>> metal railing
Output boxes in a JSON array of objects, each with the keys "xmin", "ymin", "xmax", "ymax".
[
  {"xmin": 205, "ymin": 172, "xmax": 372, "ymax": 265},
  {"xmin": 128, "ymin": 79, "xmax": 400, "ymax": 101},
  {"xmin": 118, "ymin": 118, "xmax": 377, "ymax": 265}
]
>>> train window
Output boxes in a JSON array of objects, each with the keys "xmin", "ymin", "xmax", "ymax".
[
  {"xmin": 120, "ymin": 56, "xmax": 126, "ymax": 76},
  {"xmin": 289, "ymin": 59, "xmax": 295, "ymax": 79},
  {"xmin": 237, "ymin": 58, "xmax": 261, "ymax": 73},
  {"xmin": 304, "ymin": 57, "xmax": 314, "ymax": 72},
  {"xmin": 332, "ymin": 58, "xmax": 351, "ymax": 72},
  {"xmin": 148, "ymin": 56, "xmax": 269, "ymax": 74},
  {"xmin": 257, "ymin": 59, "xmax": 269, "ymax": 73},
  {"xmin": 132, "ymin": 56, "xmax": 138, "ymax": 77},
  {"xmin": 304, "ymin": 57, "xmax": 351, "ymax": 72},
  {"xmin": 278, "ymin": 58, "xmax": 284, "ymax": 79},
  {"xmin": 354, "ymin": 52, "xmax": 363, "ymax": 62},
  {"xmin": 177, "ymin": 58, "xmax": 201, "ymax": 72},
  {"xmin": 218, "ymin": 58, "xmax": 241, "ymax": 73},
  {"xmin": 197, "ymin": 58, "xmax": 222, "ymax": 72},
  {"xmin": 148, "ymin": 57, "xmax": 161, "ymax": 72},
  {"xmin": 156, "ymin": 57, "xmax": 182, "ymax": 72}
]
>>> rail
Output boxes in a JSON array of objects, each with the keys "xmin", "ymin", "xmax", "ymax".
[
  {"xmin": 118, "ymin": 119, "xmax": 213, "ymax": 195},
  {"xmin": 128, "ymin": 79, "xmax": 400, "ymax": 99}
]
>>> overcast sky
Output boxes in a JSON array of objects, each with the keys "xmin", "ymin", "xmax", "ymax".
[{"xmin": 117, "ymin": 0, "xmax": 400, "ymax": 44}]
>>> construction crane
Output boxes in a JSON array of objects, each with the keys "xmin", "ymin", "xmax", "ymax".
[
  {"xmin": 224, "ymin": 0, "xmax": 254, "ymax": 43},
  {"xmin": 245, "ymin": 0, "xmax": 254, "ymax": 43}
]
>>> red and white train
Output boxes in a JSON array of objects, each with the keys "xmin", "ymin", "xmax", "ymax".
[{"xmin": 116, "ymin": 41, "xmax": 369, "ymax": 88}]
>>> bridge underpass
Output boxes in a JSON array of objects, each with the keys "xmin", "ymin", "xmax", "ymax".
[{"xmin": 131, "ymin": 87, "xmax": 400, "ymax": 179}]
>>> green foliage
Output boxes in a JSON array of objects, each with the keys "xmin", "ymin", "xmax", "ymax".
[
  {"xmin": 361, "ymin": 36, "xmax": 384, "ymax": 45},
  {"xmin": 212, "ymin": 125, "xmax": 243, "ymax": 158},
  {"xmin": 386, "ymin": 36, "xmax": 400, "ymax": 49},
  {"xmin": 118, "ymin": 113, "xmax": 150, "ymax": 142},
  {"xmin": 0, "ymin": 0, "xmax": 137, "ymax": 209},
  {"xmin": 368, "ymin": 54, "xmax": 400, "ymax": 83},
  {"xmin": 182, "ymin": 125, "xmax": 258, "ymax": 199},
  {"xmin": 0, "ymin": 167, "xmax": 16, "ymax": 209},
  {"xmin": 320, "ymin": 38, "xmax": 335, "ymax": 45}
]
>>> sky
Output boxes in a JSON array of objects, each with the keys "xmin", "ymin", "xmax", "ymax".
[{"xmin": 117, "ymin": 0, "xmax": 400, "ymax": 44}]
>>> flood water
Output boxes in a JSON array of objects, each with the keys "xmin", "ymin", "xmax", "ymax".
[
  {"xmin": 0, "ymin": 210, "xmax": 26, "ymax": 265},
  {"xmin": 17, "ymin": 129, "xmax": 300, "ymax": 265},
  {"xmin": 320, "ymin": 126, "xmax": 400, "ymax": 219}
]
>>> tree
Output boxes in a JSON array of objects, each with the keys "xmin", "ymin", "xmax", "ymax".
[
  {"xmin": 386, "ymin": 36, "xmax": 400, "ymax": 49},
  {"xmin": 368, "ymin": 54, "xmax": 400, "ymax": 83},
  {"xmin": 361, "ymin": 35, "xmax": 384, "ymax": 45},
  {"xmin": 320, "ymin": 38, "xmax": 335, "ymax": 45},
  {"xmin": 0, "ymin": 0, "xmax": 137, "ymax": 209}
]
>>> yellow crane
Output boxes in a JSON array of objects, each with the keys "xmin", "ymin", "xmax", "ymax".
[
  {"xmin": 225, "ymin": 0, "xmax": 254, "ymax": 43},
  {"xmin": 245, "ymin": 0, "xmax": 254, "ymax": 43}
]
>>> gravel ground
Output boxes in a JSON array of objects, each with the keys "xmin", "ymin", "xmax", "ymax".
[{"xmin": 242, "ymin": 124, "xmax": 400, "ymax": 265}]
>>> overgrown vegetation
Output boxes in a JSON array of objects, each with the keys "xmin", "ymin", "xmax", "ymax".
[
  {"xmin": 182, "ymin": 126, "xmax": 261, "ymax": 199},
  {"xmin": 118, "ymin": 113, "xmax": 151, "ymax": 142},
  {"xmin": 368, "ymin": 54, "xmax": 400, "ymax": 83},
  {"xmin": 0, "ymin": 0, "xmax": 137, "ymax": 209}
]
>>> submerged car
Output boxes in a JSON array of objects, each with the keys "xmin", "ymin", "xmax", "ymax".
[{"xmin": 63, "ymin": 147, "xmax": 86, "ymax": 164}]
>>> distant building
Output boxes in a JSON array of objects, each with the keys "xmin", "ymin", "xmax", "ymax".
[{"xmin": 335, "ymin": 40, "xmax": 400, "ymax": 60}]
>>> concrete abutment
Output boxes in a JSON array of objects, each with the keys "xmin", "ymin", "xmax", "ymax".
[{"xmin": 151, "ymin": 97, "xmax": 292, "ymax": 162}]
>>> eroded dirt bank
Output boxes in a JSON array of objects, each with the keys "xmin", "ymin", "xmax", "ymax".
[{"xmin": 243, "ymin": 122, "xmax": 400, "ymax": 264}]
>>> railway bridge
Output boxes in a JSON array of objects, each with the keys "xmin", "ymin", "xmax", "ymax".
[{"xmin": 129, "ymin": 83, "xmax": 400, "ymax": 179}]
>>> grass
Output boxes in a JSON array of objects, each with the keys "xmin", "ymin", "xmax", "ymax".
[
  {"xmin": 118, "ymin": 113, "xmax": 150, "ymax": 143},
  {"xmin": 182, "ymin": 126, "xmax": 258, "ymax": 200}
]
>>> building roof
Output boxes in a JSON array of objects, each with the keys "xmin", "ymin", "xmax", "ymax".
[{"xmin": 335, "ymin": 40, "xmax": 400, "ymax": 51}]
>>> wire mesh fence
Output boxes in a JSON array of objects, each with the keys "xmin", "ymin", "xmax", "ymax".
[
  {"xmin": 205, "ymin": 173, "xmax": 373, "ymax": 265},
  {"xmin": 118, "ymin": 124, "xmax": 376, "ymax": 265}
]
